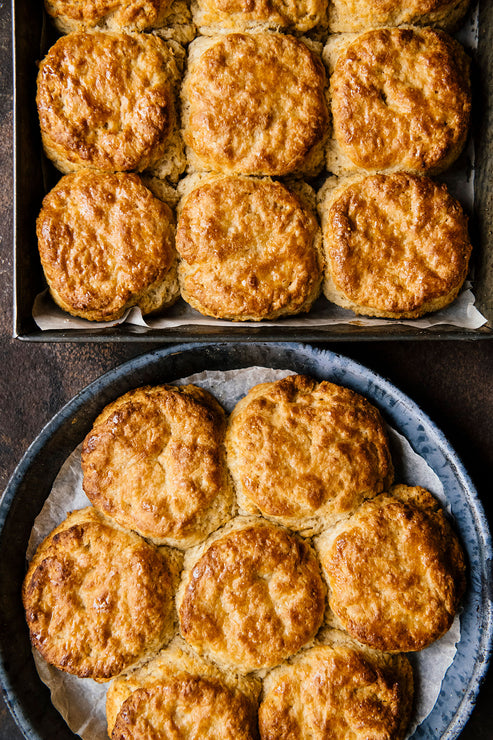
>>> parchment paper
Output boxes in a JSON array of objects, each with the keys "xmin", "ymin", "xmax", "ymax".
[{"xmin": 27, "ymin": 367, "xmax": 462, "ymax": 739}]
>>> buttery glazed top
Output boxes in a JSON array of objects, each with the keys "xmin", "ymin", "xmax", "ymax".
[
  {"xmin": 321, "ymin": 173, "xmax": 472, "ymax": 316},
  {"xmin": 317, "ymin": 485, "xmax": 467, "ymax": 652},
  {"xmin": 37, "ymin": 32, "xmax": 176, "ymax": 173},
  {"xmin": 44, "ymin": 0, "xmax": 172, "ymax": 32},
  {"xmin": 328, "ymin": 0, "xmax": 470, "ymax": 32},
  {"xmin": 111, "ymin": 676, "xmax": 258, "ymax": 739},
  {"xmin": 194, "ymin": 0, "xmax": 326, "ymax": 32},
  {"xmin": 330, "ymin": 27, "xmax": 471, "ymax": 173},
  {"xmin": 22, "ymin": 508, "xmax": 176, "ymax": 681},
  {"xmin": 176, "ymin": 176, "xmax": 322, "ymax": 320},
  {"xmin": 259, "ymin": 643, "xmax": 413, "ymax": 740},
  {"xmin": 178, "ymin": 521, "xmax": 326, "ymax": 671},
  {"xmin": 225, "ymin": 374, "xmax": 394, "ymax": 533},
  {"xmin": 183, "ymin": 33, "xmax": 329, "ymax": 175},
  {"xmin": 36, "ymin": 170, "xmax": 176, "ymax": 321},
  {"xmin": 82, "ymin": 384, "xmax": 233, "ymax": 547}
]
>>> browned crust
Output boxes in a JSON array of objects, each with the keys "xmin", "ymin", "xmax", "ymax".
[
  {"xmin": 81, "ymin": 384, "xmax": 233, "ymax": 547},
  {"xmin": 37, "ymin": 32, "xmax": 178, "ymax": 174},
  {"xmin": 22, "ymin": 508, "xmax": 176, "ymax": 681},
  {"xmin": 44, "ymin": 0, "xmax": 173, "ymax": 32},
  {"xmin": 176, "ymin": 176, "xmax": 323, "ymax": 321},
  {"xmin": 328, "ymin": 0, "xmax": 471, "ymax": 33},
  {"xmin": 320, "ymin": 172, "xmax": 472, "ymax": 318},
  {"xmin": 225, "ymin": 374, "xmax": 394, "ymax": 533},
  {"xmin": 36, "ymin": 170, "xmax": 178, "ymax": 322},
  {"xmin": 318, "ymin": 485, "xmax": 467, "ymax": 652},
  {"xmin": 182, "ymin": 33, "xmax": 329, "ymax": 176},
  {"xmin": 193, "ymin": 0, "xmax": 327, "ymax": 33},
  {"xmin": 178, "ymin": 521, "xmax": 326, "ymax": 671},
  {"xmin": 330, "ymin": 27, "xmax": 471, "ymax": 174}
]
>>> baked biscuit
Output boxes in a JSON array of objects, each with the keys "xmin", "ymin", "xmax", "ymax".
[
  {"xmin": 45, "ymin": 0, "xmax": 173, "ymax": 33},
  {"xmin": 175, "ymin": 175, "xmax": 323, "ymax": 321},
  {"xmin": 177, "ymin": 518, "xmax": 326, "ymax": 672},
  {"xmin": 328, "ymin": 0, "xmax": 471, "ymax": 33},
  {"xmin": 225, "ymin": 375, "xmax": 394, "ymax": 535},
  {"xmin": 325, "ymin": 27, "xmax": 471, "ymax": 175},
  {"xmin": 192, "ymin": 0, "xmax": 327, "ymax": 35},
  {"xmin": 182, "ymin": 33, "xmax": 329, "ymax": 176},
  {"xmin": 316, "ymin": 485, "xmax": 467, "ymax": 652},
  {"xmin": 37, "ymin": 32, "xmax": 185, "ymax": 178},
  {"xmin": 106, "ymin": 637, "xmax": 260, "ymax": 738},
  {"xmin": 82, "ymin": 384, "xmax": 233, "ymax": 548},
  {"xmin": 22, "ymin": 508, "xmax": 179, "ymax": 682},
  {"xmin": 318, "ymin": 173, "xmax": 473, "ymax": 318},
  {"xmin": 36, "ymin": 170, "xmax": 179, "ymax": 322},
  {"xmin": 259, "ymin": 633, "xmax": 413, "ymax": 740}
]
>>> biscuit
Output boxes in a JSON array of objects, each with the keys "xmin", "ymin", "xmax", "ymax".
[
  {"xmin": 175, "ymin": 175, "xmax": 323, "ymax": 321},
  {"xmin": 328, "ymin": 0, "xmax": 471, "ymax": 33},
  {"xmin": 225, "ymin": 375, "xmax": 394, "ymax": 535},
  {"xmin": 325, "ymin": 27, "xmax": 471, "ymax": 175},
  {"xmin": 36, "ymin": 170, "xmax": 179, "ymax": 322},
  {"xmin": 22, "ymin": 508, "xmax": 178, "ymax": 681},
  {"xmin": 318, "ymin": 173, "xmax": 472, "ymax": 318},
  {"xmin": 316, "ymin": 485, "xmax": 467, "ymax": 652},
  {"xmin": 182, "ymin": 32, "xmax": 329, "ymax": 177},
  {"xmin": 259, "ymin": 632, "xmax": 413, "ymax": 740},
  {"xmin": 177, "ymin": 518, "xmax": 326, "ymax": 672},
  {"xmin": 107, "ymin": 637, "xmax": 261, "ymax": 738},
  {"xmin": 45, "ymin": 0, "xmax": 173, "ymax": 33},
  {"xmin": 37, "ymin": 32, "xmax": 185, "ymax": 178},
  {"xmin": 81, "ymin": 384, "xmax": 234, "ymax": 548},
  {"xmin": 192, "ymin": 0, "xmax": 327, "ymax": 35}
]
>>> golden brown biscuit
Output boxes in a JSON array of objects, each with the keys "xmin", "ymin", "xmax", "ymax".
[
  {"xmin": 107, "ymin": 637, "xmax": 261, "ymax": 738},
  {"xmin": 36, "ymin": 170, "xmax": 179, "ymax": 322},
  {"xmin": 328, "ymin": 0, "xmax": 471, "ymax": 33},
  {"xmin": 316, "ymin": 485, "xmax": 467, "ymax": 652},
  {"xmin": 81, "ymin": 384, "xmax": 233, "ymax": 548},
  {"xmin": 259, "ymin": 633, "xmax": 413, "ymax": 740},
  {"xmin": 37, "ymin": 32, "xmax": 185, "ymax": 177},
  {"xmin": 225, "ymin": 375, "xmax": 394, "ymax": 535},
  {"xmin": 177, "ymin": 518, "xmax": 326, "ymax": 672},
  {"xmin": 318, "ymin": 173, "xmax": 473, "ymax": 318},
  {"xmin": 22, "ymin": 508, "xmax": 178, "ymax": 682},
  {"xmin": 182, "ymin": 33, "xmax": 329, "ymax": 176},
  {"xmin": 325, "ymin": 27, "xmax": 471, "ymax": 175},
  {"xmin": 44, "ymin": 0, "xmax": 173, "ymax": 32},
  {"xmin": 192, "ymin": 0, "xmax": 327, "ymax": 35},
  {"xmin": 175, "ymin": 175, "xmax": 323, "ymax": 321}
]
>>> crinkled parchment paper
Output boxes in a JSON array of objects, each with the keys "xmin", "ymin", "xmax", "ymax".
[{"xmin": 27, "ymin": 367, "xmax": 462, "ymax": 739}]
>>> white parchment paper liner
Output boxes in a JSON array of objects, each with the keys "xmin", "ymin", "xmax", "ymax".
[{"xmin": 26, "ymin": 367, "xmax": 462, "ymax": 739}]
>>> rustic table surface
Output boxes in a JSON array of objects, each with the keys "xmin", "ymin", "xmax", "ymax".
[{"xmin": 1, "ymin": 1, "xmax": 492, "ymax": 738}]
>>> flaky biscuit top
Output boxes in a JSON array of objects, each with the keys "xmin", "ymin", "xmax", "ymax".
[
  {"xmin": 44, "ymin": 0, "xmax": 173, "ymax": 32},
  {"xmin": 178, "ymin": 521, "xmax": 326, "ymax": 671},
  {"xmin": 330, "ymin": 27, "xmax": 471, "ymax": 173},
  {"xmin": 328, "ymin": 0, "xmax": 471, "ymax": 32},
  {"xmin": 183, "ymin": 32, "xmax": 329, "ymax": 176},
  {"xmin": 37, "ymin": 31, "xmax": 177, "ymax": 173},
  {"xmin": 194, "ymin": 0, "xmax": 326, "ymax": 32},
  {"xmin": 176, "ymin": 176, "xmax": 323, "ymax": 320},
  {"xmin": 320, "ymin": 172, "xmax": 472, "ymax": 316}
]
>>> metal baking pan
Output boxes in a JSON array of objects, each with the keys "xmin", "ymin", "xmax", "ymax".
[{"xmin": 12, "ymin": 0, "xmax": 493, "ymax": 341}]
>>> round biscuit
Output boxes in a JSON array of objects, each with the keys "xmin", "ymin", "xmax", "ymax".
[
  {"xmin": 328, "ymin": 0, "xmax": 471, "ymax": 32},
  {"xmin": 327, "ymin": 27, "xmax": 471, "ymax": 175},
  {"xmin": 177, "ymin": 519, "xmax": 326, "ymax": 672},
  {"xmin": 225, "ymin": 375, "xmax": 394, "ymax": 534},
  {"xmin": 316, "ymin": 485, "xmax": 467, "ymax": 652},
  {"xmin": 36, "ymin": 170, "xmax": 179, "ymax": 322},
  {"xmin": 192, "ymin": 0, "xmax": 327, "ymax": 34},
  {"xmin": 259, "ymin": 636, "xmax": 413, "ymax": 740},
  {"xmin": 319, "ymin": 172, "xmax": 472, "ymax": 318},
  {"xmin": 22, "ymin": 508, "xmax": 178, "ymax": 682},
  {"xmin": 175, "ymin": 175, "xmax": 323, "ymax": 321},
  {"xmin": 182, "ymin": 32, "xmax": 329, "ymax": 176},
  {"xmin": 44, "ymin": 0, "xmax": 173, "ymax": 33},
  {"xmin": 37, "ymin": 32, "xmax": 181, "ymax": 174},
  {"xmin": 81, "ymin": 384, "xmax": 233, "ymax": 547}
]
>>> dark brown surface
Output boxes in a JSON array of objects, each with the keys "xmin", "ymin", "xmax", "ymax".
[{"xmin": 0, "ymin": 2, "xmax": 492, "ymax": 739}]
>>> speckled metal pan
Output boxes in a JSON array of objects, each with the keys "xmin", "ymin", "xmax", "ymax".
[{"xmin": 0, "ymin": 343, "xmax": 491, "ymax": 739}]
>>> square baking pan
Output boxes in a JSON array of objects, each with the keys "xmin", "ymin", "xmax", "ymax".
[{"xmin": 12, "ymin": 0, "xmax": 493, "ymax": 342}]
